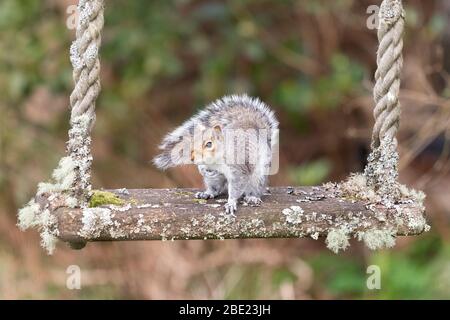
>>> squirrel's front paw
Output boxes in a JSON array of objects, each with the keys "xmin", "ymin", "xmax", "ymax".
[
  {"xmin": 195, "ymin": 191, "xmax": 213, "ymax": 200},
  {"xmin": 224, "ymin": 200, "xmax": 237, "ymax": 215},
  {"xmin": 244, "ymin": 195, "xmax": 262, "ymax": 206}
]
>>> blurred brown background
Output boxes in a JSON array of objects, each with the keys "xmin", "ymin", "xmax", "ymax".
[{"xmin": 0, "ymin": 0, "xmax": 449, "ymax": 299}]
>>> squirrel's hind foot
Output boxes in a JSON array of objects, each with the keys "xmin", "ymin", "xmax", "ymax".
[
  {"xmin": 243, "ymin": 195, "xmax": 262, "ymax": 206},
  {"xmin": 195, "ymin": 191, "xmax": 216, "ymax": 200}
]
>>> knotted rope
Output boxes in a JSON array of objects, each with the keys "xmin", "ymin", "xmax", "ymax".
[
  {"xmin": 68, "ymin": 0, "xmax": 104, "ymax": 202},
  {"xmin": 365, "ymin": 0, "xmax": 405, "ymax": 200}
]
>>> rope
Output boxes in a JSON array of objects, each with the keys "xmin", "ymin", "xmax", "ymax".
[
  {"xmin": 365, "ymin": 0, "xmax": 405, "ymax": 200},
  {"xmin": 67, "ymin": 0, "xmax": 104, "ymax": 202}
]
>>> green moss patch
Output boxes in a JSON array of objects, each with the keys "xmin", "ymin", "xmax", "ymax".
[
  {"xmin": 175, "ymin": 191, "xmax": 194, "ymax": 196},
  {"xmin": 192, "ymin": 198, "xmax": 207, "ymax": 204},
  {"xmin": 89, "ymin": 190, "xmax": 125, "ymax": 208}
]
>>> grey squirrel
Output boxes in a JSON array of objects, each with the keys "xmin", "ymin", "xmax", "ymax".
[{"xmin": 153, "ymin": 94, "xmax": 279, "ymax": 215}]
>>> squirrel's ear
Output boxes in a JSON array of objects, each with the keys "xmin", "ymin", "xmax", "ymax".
[
  {"xmin": 213, "ymin": 125, "xmax": 222, "ymax": 135},
  {"xmin": 213, "ymin": 125, "xmax": 223, "ymax": 140}
]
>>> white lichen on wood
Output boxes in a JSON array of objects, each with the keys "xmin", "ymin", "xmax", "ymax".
[
  {"xmin": 282, "ymin": 206, "xmax": 304, "ymax": 225},
  {"xmin": 39, "ymin": 209, "xmax": 58, "ymax": 254},
  {"xmin": 52, "ymin": 156, "xmax": 77, "ymax": 189},
  {"xmin": 19, "ymin": 155, "xmax": 80, "ymax": 254},
  {"xmin": 326, "ymin": 228, "xmax": 350, "ymax": 254},
  {"xmin": 403, "ymin": 207, "xmax": 428, "ymax": 234},
  {"xmin": 339, "ymin": 173, "xmax": 380, "ymax": 203},
  {"xmin": 17, "ymin": 199, "xmax": 41, "ymax": 231},
  {"xmin": 40, "ymin": 230, "xmax": 58, "ymax": 255},
  {"xmin": 399, "ymin": 184, "xmax": 426, "ymax": 205},
  {"xmin": 37, "ymin": 156, "xmax": 77, "ymax": 196},
  {"xmin": 65, "ymin": 196, "xmax": 79, "ymax": 208},
  {"xmin": 336, "ymin": 172, "xmax": 429, "ymax": 251},
  {"xmin": 79, "ymin": 207, "xmax": 112, "ymax": 238},
  {"xmin": 357, "ymin": 229, "xmax": 396, "ymax": 250},
  {"xmin": 310, "ymin": 232, "xmax": 319, "ymax": 240},
  {"xmin": 108, "ymin": 203, "xmax": 132, "ymax": 212},
  {"xmin": 136, "ymin": 204, "xmax": 153, "ymax": 209}
]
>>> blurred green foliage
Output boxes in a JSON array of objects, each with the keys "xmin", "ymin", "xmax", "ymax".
[
  {"xmin": 274, "ymin": 54, "xmax": 364, "ymax": 114},
  {"xmin": 308, "ymin": 233, "xmax": 450, "ymax": 299},
  {"xmin": 289, "ymin": 159, "xmax": 332, "ymax": 186}
]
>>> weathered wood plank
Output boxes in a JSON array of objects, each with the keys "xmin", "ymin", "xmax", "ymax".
[{"xmin": 52, "ymin": 186, "xmax": 428, "ymax": 245}]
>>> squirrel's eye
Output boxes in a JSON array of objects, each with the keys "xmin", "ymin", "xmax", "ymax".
[{"xmin": 205, "ymin": 141, "xmax": 212, "ymax": 148}]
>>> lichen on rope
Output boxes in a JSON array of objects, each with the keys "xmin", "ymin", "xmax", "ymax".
[
  {"xmin": 336, "ymin": 0, "xmax": 428, "ymax": 251},
  {"xmin": 364, "ymin": 0, "xmax": 405, "ymax": 201},
  {"xmin": 68, "ymin": 0, "xmax": 104, "ymax": 202},
  {"xmin": 17, "ymin": 0, "xmax": 104, "ymax": 254}
]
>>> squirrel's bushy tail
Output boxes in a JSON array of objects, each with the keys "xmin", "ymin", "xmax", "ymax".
[
  {"xmin": 152, "ymin": 151, "xmax": 175, "ymax": 170},
  {"xmin": 153, "ymin": 119, "xmax": 196, "ymax": 170},
  {"xmin": 153, "ymin": 139, "xmax": 189, "ymax": 170}
]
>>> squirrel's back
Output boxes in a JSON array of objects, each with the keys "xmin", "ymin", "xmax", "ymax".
[{"xmin": 202, "ymin": 95, "xmax": 278, "ymax": 132}]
